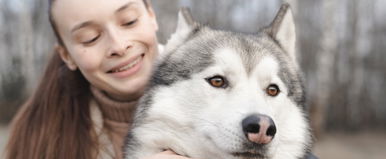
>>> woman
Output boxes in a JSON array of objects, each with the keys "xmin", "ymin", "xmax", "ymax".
[{"xmin": 5, "ymin": 0, "xmax": 190, "ymax": 159}]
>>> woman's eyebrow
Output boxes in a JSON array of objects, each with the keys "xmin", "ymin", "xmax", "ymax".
[
  {"xmin": 71, "ymin": 2, "xmax": 136, "ymax": 33},
  {"xmin": 71, "ymin": 21, "xmax": 95, "ymax": 33},
  {"xmin": 116, "ymin": 2, "xmax": 136, "ymax": 13}
]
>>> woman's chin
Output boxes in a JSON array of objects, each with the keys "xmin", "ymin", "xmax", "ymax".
[{"xmin": 110, "ymin": 83, "xmax": 147, "ymax": 101}]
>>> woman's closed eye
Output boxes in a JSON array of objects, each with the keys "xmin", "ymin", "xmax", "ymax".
[
  {"xmin": 122, "ymin": 19, "xmax": 138, "ymax": 27},
  {"xmin": 82, "ymin": 34, "xmax": 100, "ymax": 45},
  {"xmin": 75, "ymin": 28, "xmax": 101, "ymax": 45}
]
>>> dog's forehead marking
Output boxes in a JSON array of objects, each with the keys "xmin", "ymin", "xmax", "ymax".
[
  {"xmin": 212, "ymin": 47, "xmax": 253, "ymax": 81},
  {"xmin": 213, "ymin": 48, "xmax": 243, "ymax": 67},
  {"xmin": 212, "ymin": 46, "xmax": 280, "ymax": 78},
  {"xmin": 253, "ymin": 55, "xmax": 290, "ymax": 95},
  {"xmin": 254, "ymin": 56, "xmax": 280, "ymax": 79}
]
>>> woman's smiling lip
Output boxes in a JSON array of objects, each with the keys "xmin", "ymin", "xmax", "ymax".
[{"xmin": 107, "ymin": 53, "xmax": 144, "ymax": 78}]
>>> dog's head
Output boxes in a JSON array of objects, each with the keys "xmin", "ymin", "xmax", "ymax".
[{"xmin": 141, "ymin": 3, "xmax": 311, "ymax": 159}]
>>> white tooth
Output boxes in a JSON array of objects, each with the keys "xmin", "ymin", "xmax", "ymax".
[{"xmin": 115, "ymin": 56, "xmax": 141, "ymax": 72}]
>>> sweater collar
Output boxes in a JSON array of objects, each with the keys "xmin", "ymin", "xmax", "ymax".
[{"xmin": 90, "ymin": 86, "xmax": 138, "ymax": 123}]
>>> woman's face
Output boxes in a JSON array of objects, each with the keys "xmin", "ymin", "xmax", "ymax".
[{"xmin": 52, "ymin": 0, "xmax": 159, "ymax": 101}]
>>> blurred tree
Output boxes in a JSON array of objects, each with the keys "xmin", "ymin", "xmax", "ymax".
[{"xmin": 0, "ymin": 0, "xmax": 55, "ymax": 123}]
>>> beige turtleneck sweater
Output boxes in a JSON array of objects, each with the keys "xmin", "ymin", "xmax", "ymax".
[{"xmin": 90, "ymin": 87, "xmax": 138, "ymax": 159}]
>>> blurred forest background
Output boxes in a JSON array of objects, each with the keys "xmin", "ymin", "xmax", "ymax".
[{"xmin": 1, "ymin": 0, "xmax": 386, "ymax": 158}]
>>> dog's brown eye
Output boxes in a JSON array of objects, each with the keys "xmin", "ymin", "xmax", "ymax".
[
  {"xmin": 266, "ymin": 84, "xmax": 280, "ymax": 96},
  {"xmin": 206, "ymin": 76, "xmax": 227, "ymax": 88}
]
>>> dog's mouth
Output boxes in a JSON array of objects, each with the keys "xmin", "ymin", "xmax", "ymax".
[
  {"xmin": 231, "ymin": 145, "xmax": 268, "ymax": 159},
  {"xmin": 232, "ymin": 152, "xmax": 266, "ymax": 159}
]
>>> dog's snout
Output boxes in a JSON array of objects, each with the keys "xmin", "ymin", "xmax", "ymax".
[{"xmin": 242, "ymin": 114, "xmax": 276, "ymax": 144}]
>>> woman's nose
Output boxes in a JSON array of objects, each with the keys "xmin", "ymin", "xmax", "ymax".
[{"xmin": 107, "ymin": 29, "xmax": 132, "ymax": 57}]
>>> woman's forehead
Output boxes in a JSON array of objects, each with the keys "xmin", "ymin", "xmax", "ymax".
[{"xmin": 51, "ymin": 0, "xmax": 144, "ymax": 31}]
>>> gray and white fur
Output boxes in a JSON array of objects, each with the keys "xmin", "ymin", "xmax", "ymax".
[{"xmin": 124, "ymin": 4, "xmax": 314, "ymax": 159}]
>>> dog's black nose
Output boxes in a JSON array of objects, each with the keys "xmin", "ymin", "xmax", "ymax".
[{"xmin": 241, "ymin": 114, "xmax": 276, "ymax": 144}]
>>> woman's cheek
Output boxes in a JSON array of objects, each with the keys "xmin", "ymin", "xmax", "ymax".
[{"xmin": 74, "ymin": 48, "xmax": 104, "ymax": 72}]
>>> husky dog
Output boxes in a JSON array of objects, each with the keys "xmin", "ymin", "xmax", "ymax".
[{"xmin": 124, "ymin": 4, "xmax": 315, "ymax": 159}]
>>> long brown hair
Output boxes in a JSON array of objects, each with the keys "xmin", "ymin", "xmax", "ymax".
[
  {"xmin": 5, "ymin": 52, "xmax": 96, "ymax": 159},
  {"xmin": 4, "ymin": 0, "xmax": 152, "ymax": 158}
]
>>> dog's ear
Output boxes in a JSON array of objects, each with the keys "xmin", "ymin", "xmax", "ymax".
[
  {"xmin": 164, "ymin": 7, "xmax": 199, "ymax": 52},
  {"xmin": 266, "ymin": 3, "xmax": 296, "ymax": 61},
  {"xmin": 177, "ymin": 7, "xmax": 196, "ymax": 31}
]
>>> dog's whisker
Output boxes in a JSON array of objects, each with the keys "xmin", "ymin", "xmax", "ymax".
[{"xmin": 195, "ymin": 117, "xmax": 246, "ymax": 141}]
